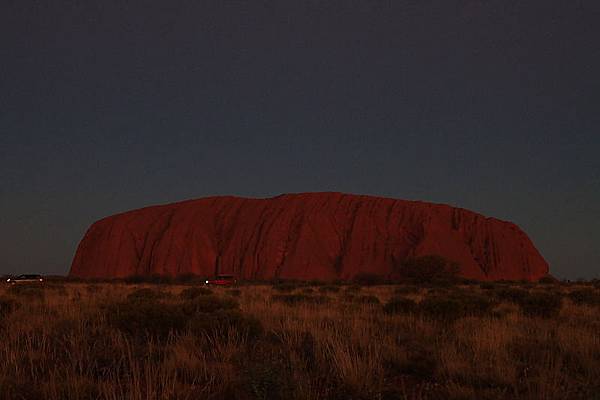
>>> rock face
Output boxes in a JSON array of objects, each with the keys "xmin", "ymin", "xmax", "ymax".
[{"xmin": 69, "ymin": 193, "xmax": 549, "ymax": 281}]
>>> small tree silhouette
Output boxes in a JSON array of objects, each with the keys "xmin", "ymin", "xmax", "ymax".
[{"xmin": 398, "ymin": 255, "xmax": 460, "ymax": 284}]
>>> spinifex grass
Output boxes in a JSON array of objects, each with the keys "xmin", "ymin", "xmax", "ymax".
[{"xmin": 0, "ymin": 281, "xmax": 598, "ymax": 399}]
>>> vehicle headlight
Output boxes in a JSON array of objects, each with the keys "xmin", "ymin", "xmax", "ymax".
[
  {"xmin": 205, "ymin": 280, "xmax": 209, "ymax": 284},
  {"xmin": 6, "ymin": 279, "xmax": 10, "ymax": 282}
]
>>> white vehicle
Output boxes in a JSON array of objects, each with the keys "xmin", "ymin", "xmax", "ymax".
[{"xmin": 6, "ymin": 274, "xmax": 44, "ymax": 284}]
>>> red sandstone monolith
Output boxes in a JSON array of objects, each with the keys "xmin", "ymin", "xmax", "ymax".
[{"xmin": 69, "ymin": 193, "xmax": 549, "ymax": 281}]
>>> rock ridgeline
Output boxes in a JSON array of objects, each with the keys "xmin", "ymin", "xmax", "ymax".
[{"xmin": 69, "ymin": 193, "xmax": 549, "ymax": 281}]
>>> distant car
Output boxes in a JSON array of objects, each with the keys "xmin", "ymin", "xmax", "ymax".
[
  {"xmin": 205, "ymin": 274, "xmax": 236, "ymax": 286},
  {"xmin": 6, "ymin": 274, "xmax": 44, "ymax": 284}
]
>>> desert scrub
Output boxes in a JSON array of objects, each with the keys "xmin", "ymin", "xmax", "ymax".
[
  {"xmin": 393, "ymin": 285, "xmax": 419, "ymax": 295},
  {"xmin": 344, "ymin": 285, "xmax": 362, "ymax": 293},
  {"xmin": 353, "ymin": 295, "xmax": 381, "ymax": 304},
  {"xmin": 126, "ymin": 287, "xmax": 168, "ymax": 302},
  {"xmin": 7, "ymin": 285, "xmax": 45, "ymax": 300},
  {"xmin": 272, "ymin": 282, "xmax": 300, "ymax": 292},
  {"xmin": 568, "ymin": 289, "xmax": 600, "ymax": 306},
  {"xmin": 479, "ymin": 282, "xmax": 497, "ymax": 290},
  {"xmin": 418, "ymin": 291, "xmax": 496, "ymax": 320},
  {"xmin": 0, "ymin": 297, "xmax": 19, "ymax": 318},
  {"xmin": 271, "ymin": 294, "xmax": 330, "ymax": 305},
  {"xmin": 188, "ymin": 310, "xmax": 262, "ymax": 339},
  {"xmin": 179, "ymin": 286, "xmax": 213, "ymax": 300},
  {"xmin": 383, "ymin": 297, "xmax": 417, "ymax": 314},
  {"xmin": 181, "ymin": 295, "xmax": 239, "ymax": 314},
  {"xmin": 226, "ymin": 289, "xmax": 242, "ymax": 297},
  {"xmin": 2, "ymin": 281, "xmax": 600, "ymax": 400},
  {"xmin": 385, "ymin": 342, "xmax": 437, "ymax": 380},
  {"xmin": 494, "ymin": 287, "xmax": 529, "ymax": 303},
  {"xmin": 516, "ymin": 291, "xmax": 563, "ymax": 318},
  {"xmin": 318, "ymin": 285, "xmax": 340, "ymax": 293},
  {"xmin": 107, "ymin": 299, "xmax": 186, "ymax": 339}
]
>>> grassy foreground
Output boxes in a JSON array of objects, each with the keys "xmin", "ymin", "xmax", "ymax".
[{"xmin": 0, "ymin": 280, "xmax": 599, "ymax": 399}]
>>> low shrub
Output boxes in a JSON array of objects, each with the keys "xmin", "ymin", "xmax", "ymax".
[
  {"xmin": 452, "ymin": 292, "xmax": 497, "ymax": 315},
  {"xmin": 383, "ymin": 297, "xmax": 417, "ymax": 314},
  {"xmin": 107, "ymin": 300, "xmax": 186, "ymax": 339},
  {"xmin": 344, "ymin": 285, "xmax": 362, "ymax": 293},
  {"xmin": 86, "ymin": 285, "xmax": 102, "ymax": 294},
  {"xmin": 517, "ymin": 292, "xmax": 562, "ymax": 318},
  {"xmin": 538, "ymin": 275, "xmax": 559, "ymax": 285},
  {"xmin": 226, "ymin": 289, "xmax": 242, "ymax": 297},
  {"xmin": 383, "ymin": 342, "xmax": 437, "ymax": 379},
  {"xmin": 568, "ymin": 289, "xmax": 600, "ymax": 306},
  {"xmin": 393, "ymin": 285, "xmax": 419, "ymax": 295},
  {"xmin": 354, "ymin": 295, "xmax": 381, "ymax": 304},
  {"xmin": 494, "ymin": 287, "xmax": 529, "ymax": 303},
  {"xmin": 318, "ymin": 285, "xmax": 340, "ymax": 293},
  {"xmin": 182, "ymin": 295, "xmax": 239, "ymax": 314},
  {"xmin": 301, "ymin": 288, "xmax": 314, "ymax": 294},
  {"xmin": 0, "ymin": 297, "xmax": 19, "ymax": 318},
  {"xmin": 271, "ymin": 294, "xmax": 330, "ymax": 306},
  {"xmin": 7, "ymin": 285, "xmax": 45, "ymax": 300},
  {"xmin": 418, "ymin": 292, "xmax": 496, "ymax": 320},
  {"xmin": 127, "ymin": 288, "xmax": 167, "ymax": 302},
  {"xmin": 479, "ymin": 282, "xmax": 497, "ymax": 290},
  {"xmin": 272, "ymin": 283, "xmax": 300, "ymax": 293},
  {"xmin": 180, "ymin": 287, "xmax": 213, "ymax": 300},
  {"xmin": 188, "ymin": 310, "xmax": 262, "ymax": 339},
  {"xmin": 418, "ymin": 297, "xmax": 464, "ymax": 320}
]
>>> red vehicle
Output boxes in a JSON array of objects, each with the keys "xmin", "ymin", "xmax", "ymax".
[{"xmin": 205, "ymin": 274, "xmax": 236, "ymax": 286}]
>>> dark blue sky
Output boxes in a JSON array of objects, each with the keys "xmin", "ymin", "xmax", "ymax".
[{"xmin": 1, "ymin": 1, "xmax": 598, "ymax": 279}]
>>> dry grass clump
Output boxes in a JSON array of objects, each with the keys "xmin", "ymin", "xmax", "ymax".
[{"xmin": 0, "ymin": 281, "xmax": 599, "ymax": 399}]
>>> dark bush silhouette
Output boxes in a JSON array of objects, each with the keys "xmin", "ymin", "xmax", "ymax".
[
  {"xmin": 180, "ymin": 287, "xmax": 213, "ymax": 300},
  {"xmin": 397, "ymin": 255, "xmax": 460, "ymax": 284},
  {"xmin": 355, "ymin": 295, "xmax": 381, "ymax": 304},
  {"xmin": 188, "ymin": 310, "xmax": 262, "ymax": 339},
  {"xmin": 517, "ymin": 292, "xmax": 562, "ymax": 318},
  {"xmin": 418, "ymin": 291, "xmax": 496, "ymax": 320},
  {"xmin": 344, "ymin": 285, "xmax": 362, "ymax": 293},
  {"xmin": 271, "ymin": 294, "xmax": 330, "ymax": 305},
  {"xmin": 538, "ymin": 275, "xmax": 559, "ymax": 285},
  {"xmin": 393, "ymin": 286, "xmax": 419, "ymax": 295},
  {"xmin": 383, "ymin": 297, "xmax": 417, "ymax": 314},
  {"xmin": 272, "ymin": 283, "xmax": 300, "ymax": 292},
  {"xmin": 479, "ymin": 282, "xmax": 497, "ymax": 290},
  {"xmin": 418, "ymin": 297, "xmax": 464, "ymax": 320},
  {"xmin": 0, "ymin": 297, "xmax": 19, "ymax": 318},
  {"xmin": 7, "ymin": 285, "xmax": 45, "ymax": 300},
  {"xmin": 494, "ymin": 287, "xmax": 529, "ymax": 303},
  {"xmin": 568, "ymin": 289, "xmax": 600, "ymax": 306},
  {"xmin": 107, "ymin": 300, "xmax": 185, "ymax": 339},
  {"xmin": 127, "ymin": 288, "xmax": 167, "ymax": 302},
  {"xmin": 182, "ymin": 295, "xmax": 239, "ymax": 314},
  {"xmin": 318, "ymin": 285, "xmax": 340, "ymax": 293}
]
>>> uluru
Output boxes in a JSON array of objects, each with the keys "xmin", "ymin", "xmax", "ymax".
[{"xmin": 69, "ymin": 192, "xmax": 549, "ymax": 281}]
